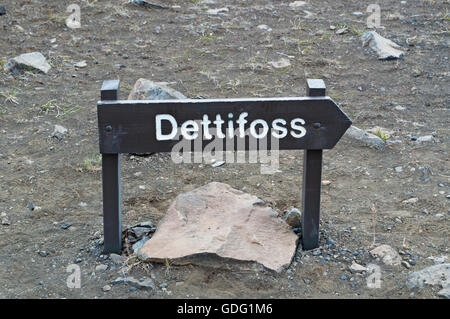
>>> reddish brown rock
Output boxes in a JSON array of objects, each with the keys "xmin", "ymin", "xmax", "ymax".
[{"xmin": 138, "ymin": 182, "xmax": 298, "ymax": 272}]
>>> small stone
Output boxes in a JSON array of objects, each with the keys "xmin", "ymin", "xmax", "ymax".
[
  {"xmin": 159, "ymin": 282, "xmax": 168, "ymax": 289},
  {"xmin": 395, "ymin": 166, "xmax": 403, "ymax": 173},
  {"xmin": 402, "ymin": 261, "xmax": 411, "ymax": 269},
  {"xmin": 417, "ymin": 135, "xmax": 433, "ymax": 142},
  {"xmin": 0, "ymin": 6, "xmax": 5, "ymax": 16},
  {"xmin": 344, "ymin": 125, "xmax": 385, "ymax": 149},
  {"xmin": 206, "ymin": 7, "xmax": 228, "ymax": 15},
  {"xmin": 74, "ymin": 61, "xmax": 87, "ymax": 68},
  {"xmin": 336, "ymin": 27, "xmax": 349, "ymax": 35},
  {"xmin": 109, "ymin": 253, "xmax": 126, "ymax": 265},
  {"xmin": 38, "ymin": 251, "xmax": 47, "ymax": 257},
  {"xmin": 350, "ymin": 262, "xmax": 367, "ymax": 273},
  {"xmin": 1, "ymin": 218, "xmax": 10, "ymax": 226},
  {"xmin": 60, "ymin": 223, "xmax": 71, "ymax": 230},
  {"xmin": 102, "ymin": 285, "xmax": 111, "ymax": 292},
  {"xmin": 4, "ymin": 52, "xmax": 51, "ymax": 74},
  {"xmin": 284, "ymin": 208, "xmax": 302, "ymax": 228},
  {"xmin": 257, "ymin": 25, "xmax": 272, "ymax": 32},
  {"xmin": 131, "ymin": 226, "xmax": 150, "ymax": 238},
  {"xmin": 326, "ymin": 238, "xmax": 335, "ymax": 247},
  {"xmin": 28, "ymin": 202, "xmax": 35, "ymax": 211},
  {"xmin": 402, "ymin": 197, "xmax": 419, "ymax": 204},
  {"xmin": 438, "ymin": 288, "xmax": 450, "ymax": 299},
  {"xmin": 406, "ymin": 264, "xmax": 450, "ymax": 291},
  {"xmin": 340, "ymin": 274, "xmax": 347, "ymax": 281},
  {"xmin": 128, "ymin": 78, "xmax": 186, "ymax": 100},
  {"xmin": 362, "ymin": 31, "xmax": 405, "ymax": 60},
  {"xmin": 211, "ymin": 161, "xmax": 225, "ymax": 168},
  {"xmin": 111, "ymin": 276, "xmax": 155, "ymax": 290},
  {"xmin": 129, "ymin": 287, "xmax": 137, "ymax": 292},
  {"xmin": 268, "ymin": 58, "xmax": 291, "ymax": 69},
  {"xmin": 370, "ymin": 244, "xmax": 402, "ymax": 266},
  {"xmin": 95, "ymin": 264, "xmax": 108, "ymax": 272},
  {"xmin": 289, "ymin": 1, "xmax": 306, "ymax": 7},
  {"xmin": 75, "ymin": 258, "xmax": 83, "ymax": 264},
  {"xmin": 52, "ymin": 125, "xmax": 68, "ymax": 140}
]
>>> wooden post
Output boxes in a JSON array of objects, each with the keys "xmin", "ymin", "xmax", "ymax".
[
  {"xmin": 302, "ymin": 79, "xmax": 325, "ymax": 250},
  {"xmin": 100, "ymin": 80, "xmax": 122, "ymax": 254}
]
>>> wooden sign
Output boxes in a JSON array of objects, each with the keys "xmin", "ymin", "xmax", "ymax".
[{"xmin": 97, "ymin": 79, "xmax": 352, "ymax": 254}]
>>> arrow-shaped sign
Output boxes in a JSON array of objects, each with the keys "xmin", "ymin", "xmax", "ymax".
[{"xmin": 98, "ymin": 96, "xmax": 352, "ymax": 154}]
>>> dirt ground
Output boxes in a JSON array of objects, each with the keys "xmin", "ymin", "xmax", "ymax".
[{"xmin": 0, "ymin": 0, "xmax": 448, "ymax": 299}]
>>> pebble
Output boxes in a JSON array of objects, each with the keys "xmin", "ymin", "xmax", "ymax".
[
  {"xmin": 312, "ymin": 250, "xmax": 321, "ymax": 256},
  {"xmin": 109, "ymin": 253, "xmax": 126, "ymax": 265},
  {"xmin": 52, "ymin": 125, "xmax": 68, "ymax": 140},
  {"xmin": 417, "ymin": 135, "xmax": 433, "ymax": 142},
  {"xmin": 211, "ymin": 161, "xmax": 225, "ymax": 168},
  {"xmin": 38, "ymin": 251, "xmax": 47, "ymax": 257},
  {"xmin": 284, "ymin": 208, "xmax": 302, "ymax": 228},
  {"xmin": 159, "ymin": 282, "xmax": 168, "ymax": 289},
  {"xmin": 60, "ymin": 223, "xmax": 71, "ymax": 230},
  {"xmin": 102, "ymin": 285, "xmax": 111, "ymax": 292},
  {"xmin": 95, "ymin": 264, "xmax": 108, "ymax": 272},
  {"xmin": 403, "ymin": 197, "xmax": 418, "ymax": 204}
]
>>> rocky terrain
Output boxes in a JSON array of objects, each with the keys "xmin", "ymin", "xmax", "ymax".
[{"xmin": 0, "ymin": 0, "xmax": 448, "ymax": 299}]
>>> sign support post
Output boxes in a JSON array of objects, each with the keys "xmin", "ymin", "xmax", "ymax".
[
  {"xmin": 100, "ymin": 80, "xmax": 122, "ymax": 253},
  {"xmin": 302, "ymin": 79, "xmax": 326, "ymax": 250}
]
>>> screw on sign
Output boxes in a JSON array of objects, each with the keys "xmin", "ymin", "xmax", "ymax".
[{"xmin": 97, "ymin": 79, "xmax": 352, "ymax": 253}]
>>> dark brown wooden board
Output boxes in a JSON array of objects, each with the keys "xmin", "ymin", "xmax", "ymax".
[{"xmin": 97, "ymin": 97, "xmax": 351, "ymax": 154}]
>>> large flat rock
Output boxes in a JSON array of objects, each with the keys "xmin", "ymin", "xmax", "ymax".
[{"xmin": 138, "ymin": 182, "xmax": 298, "ymax": 272}]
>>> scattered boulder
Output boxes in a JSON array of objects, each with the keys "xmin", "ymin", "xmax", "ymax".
[
  {"xmin": 350, "ymin": 262, "xmax": 367, "ymax": 273},
  {"xmin": 284, "ymin": 208, "xmax": 302, "ymax": 228},
  {"xmin": 344, "ymin": 125, "xmax": 385, "ymax": 149},
  {"xmin": 268, "ymin": 58, "xmax": 291, "ymax": 69},
  {"xmin": 128, "ymin": 78, "xmax": 186, "ymax": 100},
  {"xmin": 370, "ymin": 244, "xmax": 402, "ymax": 266},
  {"xmin": 402, "ymin": 197, "xmax": 418, "ymax": 204},
  {"xmin": 206, "ymin": 8, "xmax": 229, "ymax": 15},
  {"xmin": 74, "ymin": 61, "xmax": 87, "ymax": 68},
  {"xmin": 95, "ymin": 264, "xmax": 108, "ymax": 272},
  {"xmin": 110, "ymin": 276, "xmax": 155, "ymax": 289},
  {"xmin": 406, "ymin": 264, "xmax": 450, "ymax": 298},
  {"xmin": 427, "ymin": 256, "xmax": 448, "ymax": 265},
  {"xmin": 417, "ymin": 135, "xmax": 433, "ymax": 142},
  {"xmin": 138, "ymin": 182, "xmax": 298, "ymax": 272},
  {"xmin": 122, "ymin": 221, "xmax": 155, "ymax": 246},
  {"xmin": 52, "ymin": 125, "xmax": 68, "ymax": 140},
  {"xmin": 362, "ymin": 31, "xmax": 405, "ymax": 60},
  {"xmin": 4, "ymin": 52, "xmax": 51, "ymax": 74},
  {"xmin": 289, "ymin": 1, "xmax": 307, "ymax": 8},
  {"xmin": 109, "ymin": 253, "xmax": 126, "ymax": 265},
  {"xmin": 438, "ymin": 288, "xmax": 450, "ymax": 299}
]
